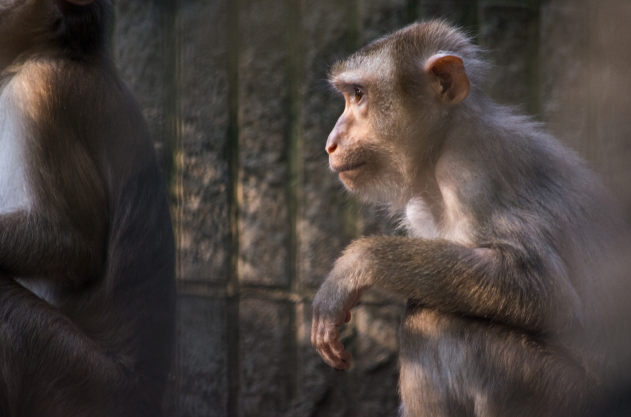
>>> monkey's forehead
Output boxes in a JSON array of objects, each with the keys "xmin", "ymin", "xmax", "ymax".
[
  {"xmin": 329, "ymin": 55, "xmax": 395, "ymax": 87},
  {"xmin": 329, "ymin": 40, "xmax": 391, "ymax": 75},
  {"xmin": 329, "ymin": 70, "xmax": 372, "ymax": 88}
]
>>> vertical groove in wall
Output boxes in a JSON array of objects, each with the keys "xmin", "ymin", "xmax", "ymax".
[
  {"xmin": 160, "ymin": 0, "xmax": 179, "ymax": 414},
  {"xmin": 476, "ymin": 0, "xmax": 486, "ymax": 44},
  {"xmin": 587, "ymin": 0, "xmax": 600, "ymax": 166},
  {"xmin": 351, "ymin": 0, "xmax": 362, "ymax": 50},
  {"xmin": 470, "ymin": 0, "xmax": 480, "ymax": 40},
  {"xmin": 407, "ymin": 0, "xmax": 420, "ymax": 23},
  {"xmin": 286, "ymin": 0, "xmax": 304, "ymax": 404},
  {"xmin": 528, "ymin": 1, "xmax": 542, "ymax": 117},
  {"xmin": 227, "ymin": 0, "xmax": 241, "ymax": 415},
  {"xmin": 164, "ymin": 0, "xmax": 179, "ymax": 211},
  {"xmin": 170, "ymin": 0, "xmax": 183, "ymax": 288},
  {"xmin": 287, "ymin": 0, "xmax": 303, "ymax": 297}
]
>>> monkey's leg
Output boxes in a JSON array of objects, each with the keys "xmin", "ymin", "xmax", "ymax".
[
  {"xmin": 398, "ymin": 305, "xmax": 596, "ymax": 417},
  {"xmin": 0, "ymin": 275, "xmax": 142, "ymax": 417}
]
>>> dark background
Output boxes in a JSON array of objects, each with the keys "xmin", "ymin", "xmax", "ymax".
[{"xmin": 111, "ymin": 0, "xmax": 631, "ymax": 415}]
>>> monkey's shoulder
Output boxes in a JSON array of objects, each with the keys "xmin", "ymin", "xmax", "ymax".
[
  {"xmin": 7, "ymin": 57, "xmax": 152, "ymax": 158},
  {"xmin": 7, "ymin": 56, "xmax": 134, "ymax": 116}
]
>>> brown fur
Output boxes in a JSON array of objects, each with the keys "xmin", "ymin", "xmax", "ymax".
[
  {"xmin": 0, "ymin": 1, "xmax": 175, "ymax": 416},
  {"xmin": 312, "ymin": 21, "xmax": 631, "ymax": 417}
]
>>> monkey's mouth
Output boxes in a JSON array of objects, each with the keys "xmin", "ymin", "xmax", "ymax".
[{"xmin": 331, "ymin": 162, "xmax": 366, "ymax": 173}]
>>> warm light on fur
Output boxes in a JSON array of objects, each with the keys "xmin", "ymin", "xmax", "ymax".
[{"xmin": 312, "ymin": 20, "xmax": 631, "ymax": 417}]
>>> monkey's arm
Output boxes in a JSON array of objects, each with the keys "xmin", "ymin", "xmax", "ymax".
[
  {"xmin": 0, "ymin": 275, "xmax": 139, "ymax": 413},
  {"xmin": 0, "ymin": 209, "xmax": 106, "ymax": 283},
  {"xmin": 312, "ymin": 235, "xmax": 578, "ymax": 369}
]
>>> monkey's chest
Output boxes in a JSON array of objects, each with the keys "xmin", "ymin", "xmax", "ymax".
[
  {"xmin": 0, "ymin": 108, "xmax": 32, "ymax": 214},
  {"xmin": 405, "ymin": 197, "xmax": 441, "ymax": 239},
  {"xmin": 404, "ymin": 196, "xmax": 473, "ymax": 245}
]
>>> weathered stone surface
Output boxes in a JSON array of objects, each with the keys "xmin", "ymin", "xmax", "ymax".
[
  {"xmin": 539, "ymin": 1, "xmax": 594, "ymax": 158},
  {"xmin": 113, "ymin": 0, "xmax": 166, "ymax": 153},
  {"xmin": 540, "ymin": 0, "xmax": 631, "ymax": 218},
  {"xmin": 360, "ymin": 0, "xmax": 409, "ymax": 45},
  {"xmin": 239, "ymin": 299, "xmax": 291, "ymax": 416},
  {"xmin": 480, "ymin": 2, "xmax": 539, "ymax": 110},
  {"xmin": 176, "ymin": 0, "xmax": 232, "ymax": 283},
  {"xmin": 417, "ymin": 0, "xmax": 478, "ymax": 29},
  {"xmin": 238, "ymin": 0, "xmax": 291, "ymax": 287},
  {"xmin": 588, "ymin": 0, "xmax": 631, "ymax": 217},
  {"xmin": 355, "ymin": 304, "xmax": 404, "ymax": 417},
  {"xmin": 298, "ymin": 0, "xmax": 356, "ymax": 289},
  {"xmin": 178, "ymin": 296, "xmax": 229, "ymax": 417},
  {"xmin": 111, "ymin": 2, "xmax": 631, "ymax": 417}
]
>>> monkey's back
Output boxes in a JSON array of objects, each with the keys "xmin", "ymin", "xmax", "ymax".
[{"xmin": 421, "ymin": 103, "xmax": 631, "ymax": 412}]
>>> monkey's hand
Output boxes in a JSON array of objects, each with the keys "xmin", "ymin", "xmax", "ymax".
[{"xmin": 311, "ymin": 248, "xmax": 367, "ymax": 371}]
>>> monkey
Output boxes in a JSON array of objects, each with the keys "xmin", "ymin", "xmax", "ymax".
[
  {"xmin": 0, "ymin": 1, "xmax": 175, "ymax": 416},
  {"xmin": 311, "ymin": 20, "xmax": 631, "ymax": 417}
]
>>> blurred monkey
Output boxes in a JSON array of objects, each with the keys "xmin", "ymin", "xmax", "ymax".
[
  {"xmin": 0, "ymin": 1, "xmax": 175, "ymax": 416},
  {"xmin": 312, "ymin": 21, "xmax": 631, "ymax": 417}
]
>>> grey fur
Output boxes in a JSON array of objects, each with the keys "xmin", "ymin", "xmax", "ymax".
[{"xmin": 313, "ymin": 21, "xmax": 631, "ymax": 417}]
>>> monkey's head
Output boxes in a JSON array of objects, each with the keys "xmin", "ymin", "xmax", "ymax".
[
  {"xmin": 326, "ymin": 21, "xmax": 487, "ymax": 205},
  {"xmin": 0, "ymin": 0, "xmax": 111, "ymax": 71}
]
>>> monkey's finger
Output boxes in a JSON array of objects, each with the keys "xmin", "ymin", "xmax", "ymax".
[
  {"xmin": 328, "ymin": 339, "xmax": 346, "ymax": 356},
  {"xmin": 317, "ymin": 340, "xmax": 341, "ymax": 368},
  {"xmin": 335, "ymin": 350, "xmax": 353, "ymax": 371},
  {"xmin": 315, "ymin": 326, "xmax": 351, "ymax": 369},
  {"xmin": 322, "ymin": 343, "xmax": 351, "ymax": 370},
  {"xmin": 312, "ymin": 318, "xmax": 334, "ymax": 358},
  {"xmin": 323, "ymin": 324, "xmax": 340, "ymax": 348},
  {"xmin": 344, "ymin": 311, "xmax": 352, "ymax": 323},
  {"xmin": 317, "ymin": 323, "xmax": 346, "ymax": 365}
]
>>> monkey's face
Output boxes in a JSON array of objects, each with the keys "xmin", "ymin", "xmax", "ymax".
[
  {"xmin": 327, "ymin": 36, "xmax": 472, "ymax": 204},
  {"xmin": 327, "ymin": 82, "xmax": 393, "ymax": 194},
  {"xmin": 326, "ymin": 72, "xmax": 411, "ymax": 203}
]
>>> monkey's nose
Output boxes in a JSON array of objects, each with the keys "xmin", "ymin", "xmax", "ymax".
[{"xmin": 326, "ymin": 132, "xmax": 339, "ymax": 154}]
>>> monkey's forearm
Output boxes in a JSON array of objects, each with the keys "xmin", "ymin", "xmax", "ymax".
[
  {"xmin": 330, "ymin": 236, "xmax": 576, "ymax": 332},
  {"xmin": 0, "ymin": 276, "xmax": 135, "ymax": 408},
  {"xmin": 0, "ymin": 211, "xmax": 104, "ymax": 282}
]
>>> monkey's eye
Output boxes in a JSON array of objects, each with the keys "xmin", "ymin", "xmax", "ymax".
[{"xmin": 354, "ymin": 88, "xmax": 364, "ymax": 102}]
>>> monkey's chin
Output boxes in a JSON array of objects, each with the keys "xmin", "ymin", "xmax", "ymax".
[{"xmin": 338, "ymin": 171, "xmax": 364, "ymax": 192}]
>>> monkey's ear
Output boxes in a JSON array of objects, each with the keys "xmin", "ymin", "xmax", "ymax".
[
  {"xmin": 424, "ymin": 54, "xmax": 470, "ymax": 105},
  {"xmin": 64, "ymin": 0, "xmax": 95, "ymax": 5}
]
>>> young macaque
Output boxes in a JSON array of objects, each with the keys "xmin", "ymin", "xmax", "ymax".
[
  {"xmin": 312, "ymin": 20, "xmax": 631, "ymax": 417},
  {"xmin": 0, "ymin": 1, "xmax": 175, "ymax": 416}
]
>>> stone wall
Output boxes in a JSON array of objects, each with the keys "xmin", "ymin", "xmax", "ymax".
[{"xmin": 111, "ymin": 0, "xmax": 631, "ymax": 415}]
